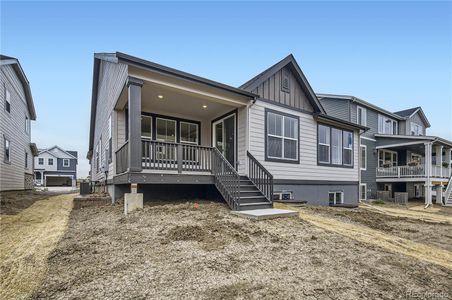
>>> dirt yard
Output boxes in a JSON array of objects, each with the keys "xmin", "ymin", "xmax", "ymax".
[
  {"xmin": 0, "ymin": 194, "xmax": 74, "ymax": 300},
  {"xmin": 31, "ymin": 200, "xmax": 451, "ymax": 300},
  {"xmin": 0, "ymin": 190, "xmax": 72, "ymax": 215}
]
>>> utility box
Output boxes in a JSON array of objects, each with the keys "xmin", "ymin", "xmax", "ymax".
[{"xmin": 80, "ymin": 182, "xmax": 91, "ymax": 195}]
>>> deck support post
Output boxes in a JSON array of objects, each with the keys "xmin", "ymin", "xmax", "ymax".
[
  {"xmin": 177, "ymin": 144, "xmax": 183, "ymax": 173},
  {"xmin": 435, "ymin": 184, "xmax": 444, "ymax": 205},
  {"xmin": 424, "ymin": 142, "xmax": 433, "ymax": 206},
  {"xmin": 435, "ymin": 145, "xmax": 443, "ymax": 177},
  {"xmin": 127, "ymin": 76, "xmax": 143, "ymax": 173}
]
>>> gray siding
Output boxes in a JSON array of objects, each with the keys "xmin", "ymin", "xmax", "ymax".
[
  {"xmin": 0, "ymin": 64, "xmax": 33, "ymax": 191},
  {"xmin": 360, "ymin": 138, "xmax": 378, "ymax": 199},
  {"xmin": 91, "ymin": 60, "xmax": 128, "ymax": 182},
  {"xmin": 57, "ymin": 158, "xmax": 78, "ymax": 175},
  {"xmin": 250, "ymin": 66, "xmax": 314, "ymax": 112},
  {"xmin": 350, "ymin": 102, "xmax": 379, "ymax": 138},
  {"xmin": 320, "ymin": 98, "xmax": 350, "ymax": 121},
  {"xmin": 407, "ymin": 112, "xmax": 427, "ymax": 135}
]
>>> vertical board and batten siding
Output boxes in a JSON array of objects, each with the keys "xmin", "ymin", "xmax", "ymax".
[
  {"xmin": 250, "ymin": 66, "xmax": 314, "ymax": 112},
  {"xmin": 91, "ymin": 60, "xmax": 128, "ymax": 182},
  {"xmin": 0, "ymin": 65, "xmax": 33, "ymax": 191},
  {"xmin": 249, "ymin": 101, "xmax": 359, "ymax": 181}
]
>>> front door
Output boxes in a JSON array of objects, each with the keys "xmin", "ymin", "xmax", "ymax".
[{"xmin": 213, "ymin": 114, "xmax": 236, "ymax": 167}]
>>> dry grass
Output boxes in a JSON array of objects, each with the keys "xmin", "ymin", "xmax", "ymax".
[{"xmin": 0, "ymin": 194, "xmax": 74, "ymax": 299}]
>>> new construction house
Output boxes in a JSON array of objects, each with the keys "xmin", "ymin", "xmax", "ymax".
[
  {"xmin": 87, "ymin": 53, "xmax": 367, "ymax": 210},
  {"xmin": 0, "ymin": 55, "xmax": 38, "ymax": 191},
  {"xmin": 34, "ymin": 146, "xmax": 78, "ymax": 187},
  {"xmin": 318, "ymin": 94, "xmax": 452, "ymax": 206}
]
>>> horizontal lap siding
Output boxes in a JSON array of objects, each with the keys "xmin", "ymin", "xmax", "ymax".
[
  {"xmin": 92, "ymin": 61, "xmax": 128, "ymax": 182},
  {"xmin": 0, "ymin": 65, "xmax": 33, "ymax": 191},
  {"xmin": 249, "ymin": 101, "xmax": 359, "ymax": 181}
]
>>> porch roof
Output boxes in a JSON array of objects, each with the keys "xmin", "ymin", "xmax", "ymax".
[{"xmin": 375, "ymin": 134, "xmax": 452, "ymax": 149}]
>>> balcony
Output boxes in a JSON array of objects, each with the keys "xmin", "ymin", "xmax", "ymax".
[{"xmin": 376, "ymin": 165, "xmax": 452, "ymax": 179}]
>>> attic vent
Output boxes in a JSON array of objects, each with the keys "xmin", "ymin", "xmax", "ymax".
[{"xmin": 281, "ymin": 69, "xmax": 290, "ymax": 93}]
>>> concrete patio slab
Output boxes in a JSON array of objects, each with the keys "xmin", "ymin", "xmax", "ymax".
[{"xmin": 231, "ymin": 208, "xmax": 298, "ymax": 220}]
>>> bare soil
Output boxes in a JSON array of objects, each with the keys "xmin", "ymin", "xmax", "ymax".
[
  {"xmin": 34, "ymin": 201, "xmax": 451, "ymax": 300},
  {"xmin": 0, "ymin": 190, "xmax": 70, "ymax": 215}
]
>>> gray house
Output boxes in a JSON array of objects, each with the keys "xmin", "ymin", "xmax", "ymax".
[
  {"xmin": 34, "ymin": 146, "xmax": 78, "ymax": 187},
  {"xmin": 318, "ymin": 94, "xmax": 452, "ymax": 206},
  {"xmin": 0, "ymin": 55, "xmax": 38, "ymax": 191},
  {"xmin": 87, "ymin": 53, "xmax": 366, "ymax": 210}
]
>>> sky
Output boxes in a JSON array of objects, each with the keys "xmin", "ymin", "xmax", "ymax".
[{"xmin": 1, "ymin": 0, "xmax": 451, "ymax": 178}]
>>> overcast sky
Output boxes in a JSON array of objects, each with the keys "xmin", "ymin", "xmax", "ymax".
[{"xmin": 2, "ymin": 1, "xmax": 451, "ymax": 178}]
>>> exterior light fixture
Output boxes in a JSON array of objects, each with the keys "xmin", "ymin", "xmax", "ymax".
[
  {"xmin": 158, "ymin": 95, "xmax": 164, "ymax": 99},
  {"xmin": 202, "ymin": 105, "xmax": 207, "ymax": 109}
]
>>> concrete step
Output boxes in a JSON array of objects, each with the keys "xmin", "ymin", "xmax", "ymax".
[
  {"xmin": 238, "ymin": 202, "xmax": 273, "ymax": 211},
  {"xmin": 232, "ymin": 208, "xmax": 298, "ymax": 219}
]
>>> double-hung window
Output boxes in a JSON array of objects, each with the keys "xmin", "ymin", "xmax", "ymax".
[
  {"xmin": 5, "ymin": 89, "xmax": 11, "ymax": 113},
  {"xmin": 318, "ymin": 125, "xmax": 354, "ymax": 167},
  {"xmin": 378, "ymin": 149, "xmax": 397, "ymax": 167},
  {"xmin": 360, "ymin": 145, "xmax": 367, "ymax": 170},
  {"xmin": 411, "ymin": 122, "xmax": 423, "ymax": 136},
  {"xmin": 266, "ymin": 110, "xmax": 298, "ymax": 162},
  {"xmin": 25, "ymin": 151, "xmax": 28, "ymax": 169},
  {"xmin": 357, "ymin": 106, "xmax": 367, "ymax": 126},
  {"xmin": 378, "ymin": 114, "xmax": 398, "ymax": 135},
  {"xmin": 63, "ymin": 159, "xmax": 70, "ymax": 167},
  {"xmin": 180, "ymin": 122, "xmax": 198, "ymax": 144},
  {"xmin": 25, "ymin": 116, "xmax": 30, "ymax": 134},
  {"xmin": 4, "ymin": 136, "xmax": 10, "ymax": 163},
  {"xmin": 38, "ymin": 157, "xmax": 44, "ymax": 165},
  {"xmin": 107, "ymin": 115, "xmax": 112, "ymax": 163},
  {"xmin": 48, "ymin": 158, "xmax": 53, "ymax": 165}
]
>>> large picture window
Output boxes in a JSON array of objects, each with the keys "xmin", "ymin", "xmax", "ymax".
[
  {"xmin": 266, "ymin": 110, "xmax": 299, "ymax": 162},
  {"xmin": 318, "ymin": 124, "xmax": 354, "ymax": 167}
]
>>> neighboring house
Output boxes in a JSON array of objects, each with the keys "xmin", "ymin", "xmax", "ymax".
[
  {"xmin": 318, "ymin": 94, "xmax": 452, "ymax": 205},
  {"xmin": 0, "ymin": 55, "xmax": 38, "ymax": 191},
  {"xmin": 34, "ymin": 146, "xmax": 78, "ymax": 187},
  {"xmin": 87, "ymin": 52, "xmax": 366, "ymax": 210}
]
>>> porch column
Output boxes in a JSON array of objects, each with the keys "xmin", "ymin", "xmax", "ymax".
[
  {"xmin": 127, "ymin": 76, "xmax": 143, "ymax": 172},
  {"xmin": 435, "ymin": 184, "xmax": 444, "ymax": 205},
  {"xmin": 445, "ymin": 148, "xmax": 451, "ymax": 175},
  {"xmin": 435, "ymin": 145, "xmax": 443, "ymax": 177},
  {"xmin": 424, "ymin": 142, "xmax": 433, "ymax": 205}
]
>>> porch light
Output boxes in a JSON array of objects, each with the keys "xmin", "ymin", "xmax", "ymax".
[
  {"xmin": 157, "ymin": 95, "xmax": 164, "ymax": 99},
  {"xmin": 202, "ymin": 105, "xmax": 207, "ymax": 109}
]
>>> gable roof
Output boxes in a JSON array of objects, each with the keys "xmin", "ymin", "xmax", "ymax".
[
  {"xmin": 240, "ymin": 54, "xmax": 326, "ymax": 114},
  {"xmin": 317, "ymin": 93, "xmax": 404, "ymax": 120},
  {"xmin": 39, "ymin": 146, "xmax": 77, "ymax": 159},
  {"xmin": 394, "ymin": 107, "xmax": 431, "ymax": 128},
  {"xmin": 0, "ymin": 55, "xmax": 37, "ymax": 120}
]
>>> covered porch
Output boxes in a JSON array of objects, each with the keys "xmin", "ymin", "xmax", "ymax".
[{"xmin": 375, "ymin": 134, "xmax": 452, "ymax": 205}]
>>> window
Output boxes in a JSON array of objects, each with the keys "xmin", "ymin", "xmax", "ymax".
[
  {"xmin": 318, "ymin": 125, "xmax": 330, "ymax": 163},
  {"xmin": 411, "ymin": 122, "xmax": 423, "ymax": 136},
  {"xmin": 378, "ymin": 149, "xmax": 397, "ymax": 167},
  {"xmin": 378, "ymin": 114, "xmax": 398, "ymax": 135},
  {"xmin": 99, "ymin": 136, "xmax": 103, "ymax": 171},
  {"xmin": 329, "ymin": 191, "xmax": 343, "ymax": 206},
  {"xmin": 25, "ymin": 116, "xmax": 30, "ymax": 134},
  {"xmin": 318, "ymin": 125, "xmax": 354, "ymax": 167},
  {"xmin": 156, "ymin": 118, "xmax": 176, "ymax": 142},
  {"xmin": 266, "ymin": 110, "xmax": 298, "ymax": 162},
  {"xmin": 360, "ymin": 145, "xmax": 367, "ymax": 170},
  {"xmin": 331, "ymin": 128, "xmax": 343, "ymax": 165},
  {"xmin": 63, "ymin": 159, "xmax": 70, "ymax": 167},
  {"xmin": 4, "ymin": 137, "xmax": 10, "ymax": 162},
  {"xmin": 357, "ymin": 106, "xmax": 367, "ymax": 126},
  {"xmin": 25, "ymin": 151, "xmax": 28, "ymax": 169},
  {"xmin": 38, "ymin": 157, "xmax": 44, "ymax": 165},
  {"xmin": 180, "ymin": 122, "xmax": 199, "ymax": 144},
  {"xmin": 95, "ymin": 143, "xmax": 100, "ymax": 172},
  {"xmin": 281, "ymin": 69, "xmax": 290, "ymax": 93},
  {"xmin": 360, "ymin": 184, "xmax": 367, "ymax": 201},
  {"xmin": 5, "ymin": 89, "xmax": 11, "ymax": 113},
  {"xmin": 141, "ymin": 115, "xmax": 152, "ymax": 139},
  {"xmin": 343, "ymin": 131, "xmax": 353, "ymax": 166},
  {"xmin": 48, "ymin": 158, "xmax": 53, "ymax": 165}
]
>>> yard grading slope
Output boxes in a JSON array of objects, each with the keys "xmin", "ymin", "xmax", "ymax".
[{"xmin": 0, "ymin": 194, "xmax": 74, "ymax": 300}]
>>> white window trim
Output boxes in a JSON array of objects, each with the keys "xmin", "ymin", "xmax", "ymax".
[
  {"xmin": 329, "ymin": 191, "xmax": 344, "ymax": 205},
  {"xmin": 410, "ymin": 122, "xmax": 423, "ymax": 136},
  {"xmin": 378, "ymin": 114, "xmax": 398, "ymax": 135},
  {"xmin": 5, "ymin": 88, "xmax": 11, "ymax": 113},
  {"xmin": 343, "ymin": 131, "xmax": 353, "ymax": 167},
  {"xmin": 331, "ymin": 128, "xmax": 343, "ymax": 165},
  {"xmin": 318, "ymin": 125, "xmax": 331, "ymax": 164},
  {"xmin": 267, "ymin": 112, "xmax": 299, "ymax": 161},
  {"xmin": 63, "ymin": 158, "xmax": 70, "ymax": 167},
  {"xmin": 38, "ymin": 157, "xmax": 44, "ymax": 165},
  {"xmin": 378, "ymin": 149, "xmax": 398, "ymax": 167},
  {"xmin": 360, "ymin": 183, "xmax": 367, "ymax": 201},
  {"xmin": 357, "ymin": 106, "xmax": 367, "ymax": 126},
  {"xmin": 25, "ymin": 116, "xmax": 30, "ymax": 134},
  {"xmin": 360, "ymin": 144, "xmax": 367, "ymax": 171},
  {"xmin": 48, "ymin": 158, "xmax": 54, "ymax": 165},
  {"xmin": 180, "ymin": 121, "xmax": 199, "ymax": 145}
]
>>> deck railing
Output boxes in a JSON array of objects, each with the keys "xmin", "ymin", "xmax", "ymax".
[
  {"xmin": 376, "ymin": 164, "xmax": 451, "ymax": 178},
  {"xmin": 115, "ymin": 141, "xmax": 129, "ymax": 174},
  {"xmin": 212, "ymin": 148, "xmax": 240, "ymax": 210},
  {"xmin": 141, "ymin": 140, "xmax": 214, "ymax": 172},
  {"xmin": 247, "ymin": 151, "xmax": 273, "ymax": 202}
]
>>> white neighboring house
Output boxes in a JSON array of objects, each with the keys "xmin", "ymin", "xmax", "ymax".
[
  {"xmin": 0, "ymin": 55, "xmax": 38, "ymax": 191},
  {"xmin": 34, "ymin": 146, "xmax": 78, "ymax": 187}
]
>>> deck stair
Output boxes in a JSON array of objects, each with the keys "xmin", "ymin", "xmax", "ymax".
[{"xmin": 238, "ymin": 176, "xmax": 273, "ymax": 210}]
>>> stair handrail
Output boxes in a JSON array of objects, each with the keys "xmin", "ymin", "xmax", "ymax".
[
  {"xmin": 211, "ymin": 148, "xmax": 241, "ymax": 210},
  {"xmin": 247, "ymin": 151, "xmax": 273, "ymax": 202},
  {"xmin": 444, "ymin": 173, "xmax": 452, "ymax": 205}
]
